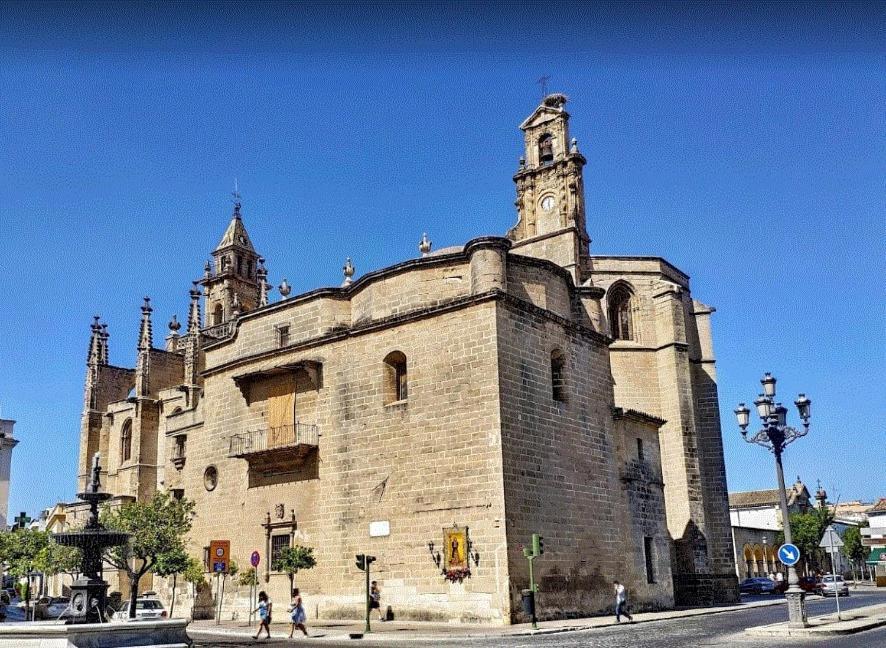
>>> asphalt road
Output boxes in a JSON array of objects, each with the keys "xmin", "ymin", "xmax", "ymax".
[{"xmin": 192, "ymin": 588, "xmax": 886, "ymax": 648}]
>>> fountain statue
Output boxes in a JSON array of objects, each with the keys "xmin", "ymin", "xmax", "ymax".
[
  {"xmin": 0, "ymin": 453, "xmax": 192, "ymax": 646},
  {"xmin": 53, "ymin": 452, "xmax": 130, "ymax": 623}
]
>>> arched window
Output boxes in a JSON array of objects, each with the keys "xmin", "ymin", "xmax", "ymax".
[
  {"xmin": 383, "ymin": 351, "xmax": 408, "ymax": 403},
  {"xmin": 213, "ymin": 303, "xmax": 224, "ymax": 326},
  {"xmin": 538, "ymin": 134, "xmax": 554, "ymax": 164},
  {"xmin": 551, "ymin": 349, "xmax": 566, "ymax": 402},
  {"xmin": 121, "ymin": 419, "xmax": 132, "ymax": 463},
  {"xmin": 607, "ymin": 283, "xmax": 635, "ymax": 341}
]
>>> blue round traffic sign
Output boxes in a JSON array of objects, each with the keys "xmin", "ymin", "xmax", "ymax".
[
  {"xmin": 778, "ymin": 543, "xmax": 800, "ymax": 566},
  {"xmin": 251, "ymin": 550, "xmax": 260, "ymax": 567}
]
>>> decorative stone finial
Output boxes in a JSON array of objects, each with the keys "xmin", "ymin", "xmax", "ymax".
[
  {"xmin": 187, "ymin": 283, "xmax": 202, "ymax": 331},
  {"xmin": 419, "ymin": 233, "xmax": 432, "ymax": 257},
  {"xmin": 204, "ymin": 260, "xmax": 212, "ymax": 281},
  {"xmin": 279, "ymin": 278, "xmax": 291, "ymax": 298},
  {"xmin": 257, "ymin": 257, "xmax": 269, "ymax": 307},
  {"xmin": 87, "ymin": 316, "xmax": 103, "ymax": 365},
  {"xmin": 518, "ymin": 156, "xmax": 525, "ymax": 169},
  {"xmin": 570, "ymin": 137, "xmax": 578, "ymax": 153},
  {"xmin": 137, "ymin": 297, "xmax": 154, "ymax": 352},
  {"xmin": 168, "ymin": 314, "xmax": 181, "ymax": 332},
  {"xmin": 342, "ymin": 258, "xmax": 355, "ymax": 287},
  {"xmin": 231, "ymin": 293, "xmax": 241, "ymax": 319}
]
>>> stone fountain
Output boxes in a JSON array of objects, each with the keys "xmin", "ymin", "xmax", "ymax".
[
  {"xmin": 53, "ymin": 452, "xmax": 130, "ymax": 623},
  {"xmin": 0, "ymin": 453, "xmax": 192, "ymax": 647}
]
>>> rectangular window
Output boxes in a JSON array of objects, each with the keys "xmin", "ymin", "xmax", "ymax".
[
  {"xmin": 644, "ymin": 536, "xmax": 655, "ymax": 584},
  {"xmin": 276, "ymin": 325, "xmax": 290, "ymax": 348},
  {"xmin": 171, "ymin": 488, "xmax": 184, "ymax": 501},
  {"xmin": 637, "ymin": 438, "xmax": 644, "ymax": 462},
  {"xmin": 271, "ymin": 534, "xmax": 291, "ymax": 565},
  {"xmin": 174, "ymin": 435, "xmax": 187, "ymax": 459}
]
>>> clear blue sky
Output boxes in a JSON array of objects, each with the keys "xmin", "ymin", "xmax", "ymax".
[{"xmin": 1, "ymin": 1, "xmax": 883, "ymax": 518}]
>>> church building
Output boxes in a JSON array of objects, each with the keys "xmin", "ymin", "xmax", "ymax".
[{"xmin": 75, "ymin": 94, "xmax": 738, "ymax": 622}]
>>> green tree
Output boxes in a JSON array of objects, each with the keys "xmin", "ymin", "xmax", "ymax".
[
  {"xmin": 101, "ymin": 493, "xmax": 195, "ymax": 619},
  {"xmin": 272, "ymin": 545, "xmax": 317, "ymax": 593},
  {"xmin": 237, "ymin": 566, "xmax": 257, "ymax": 587},
  {"xmin": 0, "ymin": 529, "xmax": 50, "ymax": 617},
  {"xmin": 36, "ymin": 543, "xmax": 82, "ymax": 591},
  {"xmin": 154, "ymin": 545, "xmax": 190, "ymax": 618},
  {"xmin": 183, "ymin": 556, "xmax": 206, "ymax": 617},
  {"xmin": 841, "ymin": 525, "xmax": 867, "ymax": 582},
  {"xmin": 776, "ymin": 507, "xmax": 834, "ymax": 574}
]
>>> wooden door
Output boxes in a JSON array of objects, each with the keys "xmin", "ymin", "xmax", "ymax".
[{"xmin": 266, "ymin": 373, "xmax": 295, "ymax": 448}]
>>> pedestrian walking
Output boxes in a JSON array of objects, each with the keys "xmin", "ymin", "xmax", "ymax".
[
  {"xmin": 369, "ymin": 581, "xmax": 384, "ymax": 622},
  {"xmin": 287, "ymin": 588, "xmax": 309, "ymax": 638},
  {"xmin": 252, "ymin": 591, "xmax": 273, "ymax": 640},
  {"xmin": 613, "ymin": 580, "xmax": 633, "ymax": 623}
]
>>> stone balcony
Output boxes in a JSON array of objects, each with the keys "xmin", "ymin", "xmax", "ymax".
[{"xmin": 228, "ymin": 422, "xmax": 319, "ymax": 470}]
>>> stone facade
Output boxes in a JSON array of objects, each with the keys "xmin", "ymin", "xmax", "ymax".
[{"xmin": 74, "ymin": 95, "xmax": 737, "ymax": 622}]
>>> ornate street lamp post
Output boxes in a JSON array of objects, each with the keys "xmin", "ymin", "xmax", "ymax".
[{"xmin": 734, "ymin": 372, "xmax": 811, "ymax": 628}]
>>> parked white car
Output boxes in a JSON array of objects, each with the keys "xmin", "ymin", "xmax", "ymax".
[
  {"xmin": 112, "ymin": 597, "xmax": 167, "ymax": 621},
  {"xmin": 818, "ymin": 574, "xmax": 849, "ymax": 597}
]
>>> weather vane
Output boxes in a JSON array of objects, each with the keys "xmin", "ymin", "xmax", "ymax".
[{"xmin": 537, "ymin": 75, "xmax": 551, "ymax": 99}]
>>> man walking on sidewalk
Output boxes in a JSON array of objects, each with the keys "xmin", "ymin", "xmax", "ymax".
[{"xmin": 613, "ymin": 580, "xmax": 633, "ymax": 623}]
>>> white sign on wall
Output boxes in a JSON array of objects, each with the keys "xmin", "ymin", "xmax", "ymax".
[{"xmin": 369, "ymin": 520, "xmax": 390, "ymax": 537}]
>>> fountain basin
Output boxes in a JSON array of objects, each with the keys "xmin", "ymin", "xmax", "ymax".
[
  {"xmin": 0, "ymin": 618, "xmax": 191, "ymax": 647},
  {"xmin": 53, "ymin": 530, "xmax": 131, "ymax": 549}
]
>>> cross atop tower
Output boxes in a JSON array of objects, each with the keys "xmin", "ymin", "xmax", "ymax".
[{"xmin": 536, "ymin": 75, "xmax": 551, "ymax": 99}]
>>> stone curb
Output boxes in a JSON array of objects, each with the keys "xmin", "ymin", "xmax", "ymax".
[
  {"xmin": 189, "ymin": 598, "xmax": 788, "ymax": 642},
  {"xmin": 744, "ymin": 605, "xmax": 886, "ymax": 638}
]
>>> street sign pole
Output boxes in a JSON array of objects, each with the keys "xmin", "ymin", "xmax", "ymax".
[{"xmin": 820, "ymin": 526, "xmax": 844, "ymax": 621}]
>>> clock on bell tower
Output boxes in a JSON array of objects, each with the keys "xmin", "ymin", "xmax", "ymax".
[{"xmin": 508, "ymin": 93, "xmax": 589, "ymax": 252}]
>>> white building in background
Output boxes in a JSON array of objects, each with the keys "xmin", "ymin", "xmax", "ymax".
[
  {"xmin": 728, "ymin": 477, "xmax": 812, "ymax": 579},
  {"xmin": 862, "ymin": 498, "xmax": 886, "ymax": 586},
  {"xmin": 0, "ymin": 419, "xmax": 18, "ymax": 529}
]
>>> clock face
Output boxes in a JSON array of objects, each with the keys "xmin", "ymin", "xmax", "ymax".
[{"xmin": 541, "ymin": 196, "xmax": 555, "ymax": 212}]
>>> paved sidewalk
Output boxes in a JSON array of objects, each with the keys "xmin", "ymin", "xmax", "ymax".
[
  {"xmin": 745, "ymin": 602, "xmax": 886, "ymax": 638},
  {"xmin": 189, "ymin": 597, "xmax": 787, "ymax": 642}
]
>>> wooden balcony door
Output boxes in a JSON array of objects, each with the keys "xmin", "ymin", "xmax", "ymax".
[{"xmin": 267, "ymin": 373, "xmax": 296, "ymax": 448}]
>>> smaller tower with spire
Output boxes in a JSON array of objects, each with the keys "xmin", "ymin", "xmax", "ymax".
[{"xmin": 201, "ymin": 190, "xmax": 264, "ymax": 327}]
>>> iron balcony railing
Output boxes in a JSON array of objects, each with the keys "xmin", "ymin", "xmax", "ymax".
[{"xmin": 228, "ymin": 422, "xmax": 320, "ymax": 458}]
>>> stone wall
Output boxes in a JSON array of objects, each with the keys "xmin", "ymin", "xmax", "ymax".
[
  {"xmin": 593, "ymin": 258, "xmax": 738, "ymax": 605},
  {"xmin": 495, "ymin": 295, "xmax": 666, "ymax": 621},
  {"xmin": 613, "ymin": 413, "xmax": 674, "ymax": 610},
  {"xmin": 183, "ymin": 300, "xmax": 511, "ymax": 623}
]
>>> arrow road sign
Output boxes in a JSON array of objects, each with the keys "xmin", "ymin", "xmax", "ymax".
[
  {"xmin": 778, "ymin": 543, "xmax": 801, "ymax": 566},
  {"xmin": 819, "ymin": 525, "xmax": 844, "ymax": 549}
]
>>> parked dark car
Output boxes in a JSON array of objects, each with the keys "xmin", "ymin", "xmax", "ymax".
[
  {"xmin": 739, "ymin": 577, "xmax": 778, "ymax": 594},
  {"xmin": 798, "ymin": 576, "xmax": 819, "ymax": 592}
]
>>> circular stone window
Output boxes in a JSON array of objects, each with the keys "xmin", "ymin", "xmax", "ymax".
[{"xmin": 203, "ymin": 466, "xmax": 218, "ymax": 492}]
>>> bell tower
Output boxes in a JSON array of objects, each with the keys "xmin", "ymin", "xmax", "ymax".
[
  {"xmin": 509, "ymin": 94, "xmax": 589, "ymax": 252},
  {"xmin": 201, "ymin": 195, "xmax": 263, "ymax": 326}
]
